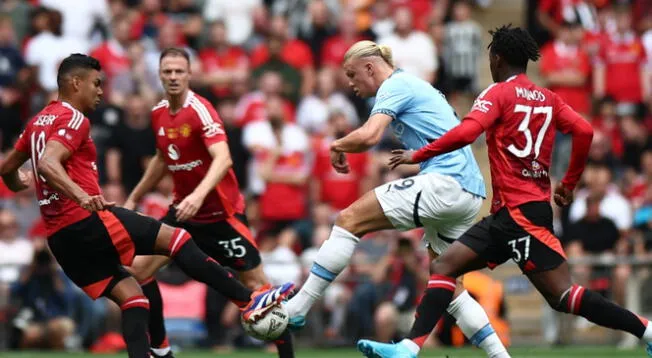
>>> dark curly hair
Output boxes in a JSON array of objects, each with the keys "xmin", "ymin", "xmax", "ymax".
[{"xmin": 488, "ymin": 24, "xmax": 540, "ymax": 69}]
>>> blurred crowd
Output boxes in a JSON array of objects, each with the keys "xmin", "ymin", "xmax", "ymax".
[{"xmin": 0, "ymin": 0, "xmax": 650, "ymax": 352}]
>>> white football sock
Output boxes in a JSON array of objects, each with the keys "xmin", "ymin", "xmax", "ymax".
[
  {"xmin": 400, "ymin": 338, "xmax": 421, "ymax": 355},
  {"xmin": 643, "ymin": 321, "xmax": 652, "ymax": 342},
  {"xmin": 286, "ymin": 226, "xmax": 359, "ymax": 318},
  {"xmin": 447, "ymin": 290, "xmax": 510, "ymax": 358},
  {"xmin": 151, "ymin": 346, "xmax": 171, "ymax": 356}
]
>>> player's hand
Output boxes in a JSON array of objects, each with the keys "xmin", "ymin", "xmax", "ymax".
[
  {"xmin": 554, "ymin": 183, "xmax": 574, "ymax": 207},
  {"xmin": 80, "ymin": 195, "xmax": 116, "ymax": 212},
  {"xmin": 176, "ymin": 192, "xmax": 203, "ymax": 222},
  {"xmin": 388, "ymin": 149, "xmax": 416, "ymax": 170},
  {"xmin": 17, "ymin": 169, "xmax": 33, "ymax": 189},
  {"xmin": 330, "ymin": 149, "xmax": 350, "ymax": 174},
  {"xmin": 122, "ymin": 199, "xmax": 137, "ymax": 211}
]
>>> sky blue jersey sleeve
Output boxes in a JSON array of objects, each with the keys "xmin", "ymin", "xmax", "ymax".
[{"xmin": 370, "ymin": 78, "xmax": 412, "ymax": 120}]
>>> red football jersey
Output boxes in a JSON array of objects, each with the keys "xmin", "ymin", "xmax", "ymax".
[
  {"xmin": 539, "ymin": 41, "xmax": 591, "ymax": 115},
  {"xmin": 151, "ymin": 91, "xmax": 244, "ymax": 223},
  {"xmin": 14, "ymin": 101, "xmax": 101, "ymax": 236},
  {"xmin": 596, "ymin": 33, "xmax": 647, "ymax": 103},
  {"xmin": 466, "ymin": 74, "xmax": 588, "ymax": 213}
]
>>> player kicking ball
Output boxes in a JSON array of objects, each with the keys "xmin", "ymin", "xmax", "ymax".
[
  {"xmin": 122, "ymin": 47, "xmax": 296, "ymax": 358},
  {"xmin": 357, "ymin": 25, "xmax": 652, "ymax": 358},
  {"xmin": 283, "ymin": 40, "xmax": 509, "ymax": 358},
  {"xmin": 0, "ymin": 54, "xmax": 294, "ymax": 358}
]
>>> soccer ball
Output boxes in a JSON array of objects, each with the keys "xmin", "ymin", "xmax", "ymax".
[{"xmin": 240, "ymin": 304, "xmax": 289, "ymax": 341}]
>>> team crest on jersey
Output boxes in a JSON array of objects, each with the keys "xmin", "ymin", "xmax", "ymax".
[
  {"xmin": 180, "ymin": 124, "xmax": 192, "ymax": 138},
  {"xmin": 167, "ymin": 144, "xmax": 180, "ymax": 160},
  {"xmin": 158, "ymin": 127, "xmax": 165, "ymax": 136},
  {"xmin": 166, "ymin": 128, "xmax": 179, "ymax": 139}
]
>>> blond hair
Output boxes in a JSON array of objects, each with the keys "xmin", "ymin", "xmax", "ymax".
[{"xmin": 343, "ymin": 40, "xmax": 394, "ymax": 67}]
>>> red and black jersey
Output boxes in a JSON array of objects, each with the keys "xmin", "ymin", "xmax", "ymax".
[
  {"xmin": 151, "ymin": 91, "xmax": 244, "ymax": 223},
  {"xmin": 15, "ymin": 101, "xmax": 101, "ymax": 236},
  {"xmin": 465, "ymin": 74, "xmax": 590, "ymax": 213}
]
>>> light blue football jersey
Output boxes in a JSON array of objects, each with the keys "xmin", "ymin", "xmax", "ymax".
[{"xmin": 370, "ymin": 69, "xmax": 486, "ymax": 198}]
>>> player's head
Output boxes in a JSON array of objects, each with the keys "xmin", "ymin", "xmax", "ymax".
[
  {"xmin": 487, "ymin": 24, "xmax": 540, "ymax": 82},
  {"xmin": 159, "ymin": 47, "xmax": 191, "ymax": 97},
  {"xmin": 343, "ymin": 40, "xmax": 395, "ymax": 98},
  {"xmin": 56, "ymin": 53, "xmax": 103, "ymax": 112}
]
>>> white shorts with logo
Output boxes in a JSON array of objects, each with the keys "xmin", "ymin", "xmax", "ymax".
[{"xmin": 374, "ymin": 172, "xmax": 483, "ymax": 255}]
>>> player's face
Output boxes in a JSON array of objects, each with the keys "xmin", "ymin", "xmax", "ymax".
[
  {"xmin": 343, "ymin": 58, "xmax": 377, "ymax": 98},
  {"xmin": 81, "ymin": 70, "xmax": 103, "ymax": 111},
  {"xmin": 159, "ymin": 56, "xmax": 190, "ymax": 96}
]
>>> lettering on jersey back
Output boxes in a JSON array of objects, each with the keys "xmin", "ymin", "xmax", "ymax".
[
  {"xmin": 34, "ymin": 115, "xmax": 57, "ymax": 126},
  {"xmin": 515, "ymin": 87, "xmax": 546, "ymax": 102}
]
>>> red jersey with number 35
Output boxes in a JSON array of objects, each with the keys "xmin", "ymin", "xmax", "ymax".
[
  {"xmin": 150, "ymin": 91, "xmax": 244, "ymax": 223},
  {"xmin": 14, "ymin": 101, "xmax": 101, "ymax": 236},
  {"xmin": 466, "ymin": 74, "xmax": 588, "ymax": 213}
]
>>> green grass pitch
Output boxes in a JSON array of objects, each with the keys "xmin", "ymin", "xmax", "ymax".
[{"xmin": 1, "ymin": 347, "xmax": 647, "ymax": 358}]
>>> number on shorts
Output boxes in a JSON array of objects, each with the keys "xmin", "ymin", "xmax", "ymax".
[
  {"xmin": 219, "ymin": 237, "xmax": 247, "ymax": 258},
  {"xmin": 387, "ymin": 179, "xmax": 415, "ymax": 192},
  {"xmin": 508, "ymin": 235, "xmax": 531, "ymax": 263}
]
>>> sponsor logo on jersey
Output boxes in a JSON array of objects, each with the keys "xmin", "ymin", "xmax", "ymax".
[
  {"xmin": 168, "ymin": 160, "xmax": 203, "ymax": 172},
  {"xmin": 180, "ymin": 123, "xmax": 192, "ymax": 138},
  {"xmin": 34, "ymin": 114, "xmax": 57, "ymax": 126},
  {"xmin": 38, "ymin": 192, "xmax": 60, "ymax": 206},
  {"xmin": 521, "ymin": 161, "xmax": 548, "ymax": 178},
  {"xmin": 515, "ymin": 87, "xmax": 546, "ymax": 102},
  {"xmin": 471, "ymin": 99, "xmax": 493, "ymax": 113},
  {"xmin": 167, "ymin": 144, "xmax": 180, "ymax": 160},
  {"xmin": 158, "ymin": 127, "xmax": 165, "ymax": 136}
]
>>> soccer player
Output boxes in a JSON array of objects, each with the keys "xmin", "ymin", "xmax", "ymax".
[
  {"xmin": 357, "ymin": 25, "xmax": 652, "ymax": 358},
  {"xmin": 0, "ymin": 54, "xmax": 294, "ymax": 358},
  {"xmin": 122, "ymin": 47, "xmax": 296, "ymax": 358},
  {"xmin": 284, "ymin": 40, "xmax": 509, "ymax": 358}
]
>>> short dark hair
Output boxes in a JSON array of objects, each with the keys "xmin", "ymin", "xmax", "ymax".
[
  {"xmin": 488, "ymin": 24, "xmax": 540, "ymax": 69},
  {"xmin": 159, "ymin": 47, "xmax": 190, "ymax": 64},
  {"xmin": 56, "ymin": 53, "xmax": 101, "ymax": 88}
]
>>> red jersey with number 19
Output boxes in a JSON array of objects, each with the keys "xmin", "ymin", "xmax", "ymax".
[
  {"xmin": 151, "ymin": 91, "xmax": 244, "ymax": 223},
  {"xmin": 465, "ymin": 74, "xmax": 590, "ymax": 213},
  {"xmin": 14, "ymin": 101, "xmax": 101, "ymax": 236}
]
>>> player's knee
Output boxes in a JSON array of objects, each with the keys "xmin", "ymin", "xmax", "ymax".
[
  {"xmin": 429, "ymin": 257, "xmax": 455, "ymax": 277},
  {"xmin": 47, "ymin": 317, "xmax": 75, "ymax": 336},
  {"xmin": 334, "ymin": 207, "xmax": 361, "ymax": 235},
  {"xmin": 374, "ymin": 302, "xmax": 399, "ymax": 326}
]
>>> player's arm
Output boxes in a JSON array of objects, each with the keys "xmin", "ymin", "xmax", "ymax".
[
  {"xmin": 330, "ymin": 113, "xmax": 393, "ymax": 153},
  {"xmin": 124, "ymin": 149, "xmax": 167, "ymax": 209},
  {"xmin": 555, "ymin": 102, "xmax": 594, "ymax": 201},
  {"xmin": 0, "ymin": 149, "xmax": 31, "ymax": 192},
  {"xmin": 38, "ymin": 141, "xmax": 111, "ymax": 210}
]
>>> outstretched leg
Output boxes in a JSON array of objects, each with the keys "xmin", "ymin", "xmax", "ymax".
[{"xmin": 107, "ymin": 277, "xmax": 151, "ymax": 358}]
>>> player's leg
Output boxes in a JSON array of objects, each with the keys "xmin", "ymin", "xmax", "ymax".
[
  {"xmin": 128, "ymin": 255, "xmax": 172, "ymax": 358},
  {"xmin": 285, "ymin": 188, "xmax": 394, "ymax": 321},
  {"xmin": 358, "ymin": 218, "xmax": 502, "ymax": 358},
  {"xmin": 105, "ymin": 275, "xmax": 151, "ymax": 358},
  {"xmin": 427, "ymin": 247, "xmax": 508, "ymax": 358}
]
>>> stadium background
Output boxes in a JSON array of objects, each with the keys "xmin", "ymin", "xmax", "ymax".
[{"xmin": 0, "ymin": 0, "xmax": 651, "ymax": 356}]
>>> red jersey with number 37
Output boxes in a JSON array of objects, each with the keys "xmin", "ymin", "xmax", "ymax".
[
  {"xmin": 466, "ymin": 74, "xmax": 588, "ymax": 213},
  {"xmin": 150, "ymin": 91, "xmax": 244, "ymax": 223},
  {"xmin": 14, "ymin": 101, "xmax": 100, "ymax": 236}
]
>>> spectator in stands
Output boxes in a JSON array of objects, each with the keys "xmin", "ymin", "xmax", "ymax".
[
  {"xmin": 0, "ymin": 15, "xmax": 28, "ymax": 151},
  {"xmin": 321, "ymin": 12, "xmax": 365, "ymax": 69},
  {"xmin": 591, "ymin": 97, "xmax": 624, "ymax": 159},
  {"xmin": 0, "ymin": 209, "xmax": 33, "ymax": 285},
  {"xmin": 39, "ymin": 0, "xmax": 109, "ymax": 50},
  {"xmin": 620, "ymin": 112, "xmax": 652, "ymax": 172},
  {"xmin": 251, "ymin": 37, "xmax": 303, "ymax": 103},
  {"xmin": 626, "ymin": 149, "xmax": 652, "ymax": 211},
  {"xmin": 2, "ymin": 0, "xmax": 31, "ymax": 46},
  {"xmin": 24, "ymin": 8, "xmax": 86, "ymax": 102},
  {"xmin": 370, "ymin": 0, "xmax": 395, "ymax": 40},
  {"xmin": 10, "ymin": 240, "xmax": 76, "ymax": 350},
  {"xmin": 110, "ymin": 40, "xmax": 159, "ymax": 105},
  {"xmin": 244, "ymin": 95, "xmax": 310, "ymax": 236},
  {"xmin": 2, "ymin": 177, "xmax": 39, "ymax": 238},
  {"xmin": 164, "ymin": 0, "xmax": 203, "ymax": 50},
  {"xmin": 586, "ymin": 130, "xmax": 620, "ymax": 172},
  {"xmin": 311, "ymin": 111, "xmax": 373, "ymax": 211},
  {"xmin": 593, "ymin": 5, "xmax": 650, "ymax": 105},
  {"xmin": 216, "ymin": 98, "xmax": 250, "ymax": 189},
  {"xmin": 258, "ymin": 229, "xmax": 302, "ymax": 287},
  {"xmin": 105, "ymin": 93, "xmax": 156, "ymax": 193},
  {"xmin": 250, "ymin": 15, "xmax": 316, "ymax": 96},
  {"xmin": 197, "ymin": 21, "xmax": 249, "ymax": 100},
  {"xmin": 537, "ymin": 0, "xmax": 598, "ymax": 39},
  {"xmin": 540, "ymin": 20, "xmax": 592, "ymax": 116},
  {"xmin": 378, "ymin": 6, "xmax": 437, "ymax": 83},
  {"xmin": 299, "ymin": 0, "xmax": 337, "ymax": 66},
  {"xmin": 442, "ymin": 0, "xmax": 483, "ymax": 101},
  {"xmin": 235, "ymin": 70, "xmax": 295, "ymax": 127},
  {"xmin": 564, "ymin": 195, "xmax": 623, "ymax": 300},
  {"xmin": 101, "ymin": 182, "xmax": 126, "ymax": 207},
  {"xmin": 130, "ymin": 0, "xmax": 169, "ymax": 43},
  {"xmin": 296, "ymin": 67, "xmax": 359, "ymax": 134},
  {"xmin": 138, "ymin": 174, "xmax": 173, "ymax": 220},
  {"xmin": 202, "ymin": 0, "xmax": 262, "ymax": 47},
  {"xmin": 89, "ymin": 14, "xmax": 132, "ymax": 100}
]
